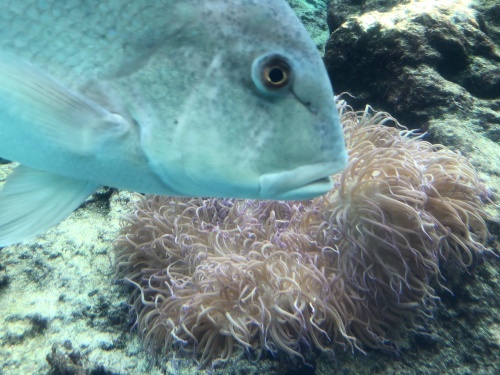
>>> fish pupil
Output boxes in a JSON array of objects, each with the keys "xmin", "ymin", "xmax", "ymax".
[{"xmin": 268, "ymin": 67, "xmax": 286, "ymax": 84}]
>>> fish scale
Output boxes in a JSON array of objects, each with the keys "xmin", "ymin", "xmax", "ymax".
[{"xmin": 2, "ymin": 2, "xmax": 167, "ymax": 84}]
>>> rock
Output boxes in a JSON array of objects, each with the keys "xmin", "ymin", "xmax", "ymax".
[{"xmin": 325, "ymin": 0, "xmax": 500, "ymax": 197}]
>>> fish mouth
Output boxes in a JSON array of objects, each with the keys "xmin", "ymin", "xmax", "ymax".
[{"xmin": 259, "ymin": 162, "xmax": 340, "ymax": 200}]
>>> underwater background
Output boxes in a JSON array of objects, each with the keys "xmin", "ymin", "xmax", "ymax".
[{"xmin": 0, "ymin": 1, "xmax": 498, "ymax": 374}]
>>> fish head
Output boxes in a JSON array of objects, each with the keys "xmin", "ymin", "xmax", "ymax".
[{"xmin": 139, "ymin": 1, "xmax": 347, "ymax": 200}]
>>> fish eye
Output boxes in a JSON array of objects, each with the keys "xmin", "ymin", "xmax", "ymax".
[
  {"xmin": 263, "ymin": 61, "xmax": 289, "ymax": 88},
  {"xmin": 252, "ymin": 53, "xmax": 293, "ymax": 95}
]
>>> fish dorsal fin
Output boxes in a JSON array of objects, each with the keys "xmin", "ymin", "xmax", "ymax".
[
  {"xmin": 0, "ymin": 53, "xmax": 132, "ymax": 155},
  {"xmin": 0, "ymin": 166, "xmax": 99, "ymax": 247}
]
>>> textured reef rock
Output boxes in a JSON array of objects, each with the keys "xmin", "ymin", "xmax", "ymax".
[
  {"xmin": 287, "ymin": 0, "xmax": 330, "ymax": 52},
  {"xmin": 325, "ymin": 0, "xmax": 500, "ymax": 198},
  {"xmin": 326, "ymin": 0, "xmax": 500, "ymax": 122}
]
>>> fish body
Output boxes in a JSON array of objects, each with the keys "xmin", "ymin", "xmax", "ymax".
[{"xmin": 0, "ymin": 1, "xmax": 347, "ymax": 245}]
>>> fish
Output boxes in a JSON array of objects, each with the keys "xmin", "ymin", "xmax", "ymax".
[{"xmin": 0, "ymin": 0, "xmax": 347, "ymax": 246}]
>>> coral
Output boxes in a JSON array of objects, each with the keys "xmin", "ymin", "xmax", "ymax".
[{"xmin": 113, "ymin": 99, "xmax": 491, "ymax": 367}]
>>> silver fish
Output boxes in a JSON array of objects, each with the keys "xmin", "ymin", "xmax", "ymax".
[{"xmin": 0, "ymin": 0, "xmax": 347, "ymax": 246}]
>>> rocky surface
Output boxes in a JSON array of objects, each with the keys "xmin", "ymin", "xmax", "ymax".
[
  {"xmin": 0, "ymin": 188, "xmax": 156, "ymax": 375},
  {"xmin": 288, "ymin": 0, "xmax": 330, "ymax": 53},
  {"xmin": 325, "ymin": 0, "xmax": 500, "ymax": 198}
]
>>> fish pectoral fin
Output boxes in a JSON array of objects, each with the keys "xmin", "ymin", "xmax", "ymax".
[
  {"xmin": 0, "ymin": 53, "xmax": 133, "ymax": 155},
  {"xmin": 0, "ymin": 165, "xmax": 100, "ymax": 247}
]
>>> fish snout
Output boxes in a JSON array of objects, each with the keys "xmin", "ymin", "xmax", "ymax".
[{"xmin": 259, "ymin": 161, "xmax": 345, "ymax": 200}]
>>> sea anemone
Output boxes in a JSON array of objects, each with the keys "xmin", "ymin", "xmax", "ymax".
[{"xmin": 114, "ymin": 99, "xmax": 491, "ymax": 367}]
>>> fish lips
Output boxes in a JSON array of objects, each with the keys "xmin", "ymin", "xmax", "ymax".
[{"xmin": 259, "ymin": 160, "xmax": 346, "ymax": 200}]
